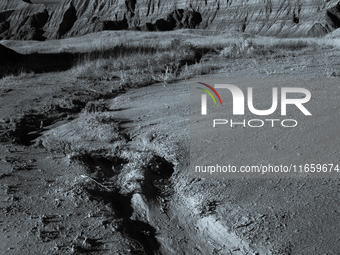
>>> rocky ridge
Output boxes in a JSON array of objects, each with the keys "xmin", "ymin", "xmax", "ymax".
[{"xmin": 1, "ymin": 0, "xmax": 340, "ymax": 40}]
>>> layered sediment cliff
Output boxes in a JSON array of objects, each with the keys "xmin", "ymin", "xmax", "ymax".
[
  {"xmin": 0, "ymin": 0, "xmax": 29, "ymax": 11},
  {"xmin": 1, "ymin": 0, "xmax": 340, "ymax": 40}
]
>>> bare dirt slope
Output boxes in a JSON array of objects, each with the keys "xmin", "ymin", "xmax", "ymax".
[
  {"xmin": 82, "ymin": 75, "xmax": 340, "ymax": 254},
  {"xmin": 0, "ymin": 40, "xmax": 340, "ymax": 254}
]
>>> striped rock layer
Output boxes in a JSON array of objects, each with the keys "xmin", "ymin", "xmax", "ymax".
[{"xmin": 0, "ymin": 0, "xmax": 340, "ymax": 40}]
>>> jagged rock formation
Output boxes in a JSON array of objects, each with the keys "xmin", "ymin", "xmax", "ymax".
[
  {"xmin": 1, "ymin": 0, "xmax": 340, "ymax": 40},
  {"xmin": 0, "ymin": 3, "xmax": 51, "ymax": 40},
  {"xmin": 10, "ymin": 7, "xmax": 49, "ymax": 40},
  {"xmin": 57, "ymin": 2, "xmax": 77, "ymax": 38},
  {"xmin": 0, "ymin": 0, "xmax": 29, "ymax": 11},
  {"xmin": 138, "ymin": 8, "xmax": 203, "ymax": 31}
]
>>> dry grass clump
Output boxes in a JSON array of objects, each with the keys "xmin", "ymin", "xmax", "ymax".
[
  {"xmin": 219, "ymin": 39, "xmax": 256, "ymax": 58},
  {"xmin": 3, "ymin": 29, "xmax": 339, "ymax": 82},
  {"xmin": 72, "ymin": 39, "xmax": 203, "ymax": 86},
  {"xmin": 71, "ymin": 33, "xmax": 333, "ymax": 87},
  {"xmin": 0, "ymin": 66, "xmax": 34, "ymax": 80},
  {"xmin": 219, "ymin": 38, "xmax": 316, "ymax": 59}
]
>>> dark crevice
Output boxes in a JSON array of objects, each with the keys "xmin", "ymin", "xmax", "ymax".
[
  {"xmin": 142, "ymin": 156, "xmax": 175, "ymax": 200},
  {"xmin": 11, "ymin": 113, "xmax": 67, "ymax": 146},
  {"xmin": 325, "ymin": 2, "xmax": 340, "ymax": 33},
  {"xmin": 125, "ymin": 0, "xmax": 137, "ymax": 13},
  {"xmin": 58, "ymin": 2, "xmax": 77, "ymax": 38},
  {"xmin": 101, "ymin": 18, "xmax": 128, "ymax": 30},
  {"xmin": 73, "ymin": 154, "xmax": 128, "ymax": 181},
  {"xmin": 86, "ymin": 188, "xmax": 161, "ymax": 254},
  {"xmin": 72, "ymin": 150, "xmax": 175, "ymax": 254},
  {"xmin": 326, "ymin": 10, "xmax": 340, "ymax": 29},
  {"xmin": 137, "ymin": 9, "xmax": 202, "ymax": 31}
]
